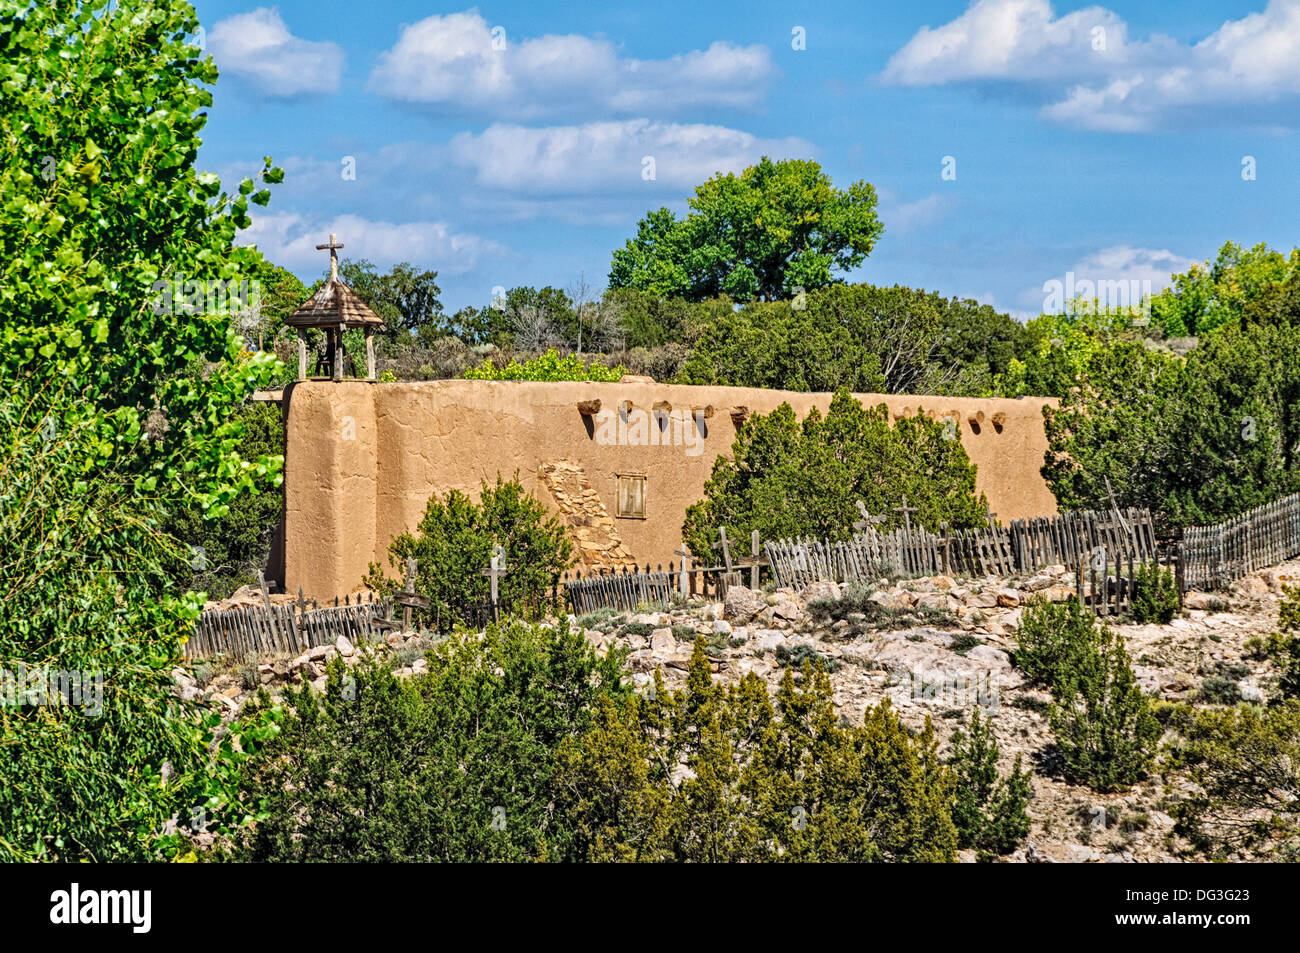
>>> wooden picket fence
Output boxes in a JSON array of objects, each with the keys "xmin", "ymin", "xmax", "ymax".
[
  {"xmin": 186, "ymin": 594, "xmax": 393, "ymax": 661},
  {"xmin": 764, "ymin": 508, "xmax": 1158, "ymax": 589},
  {"xmin": 1180, "ymin": 492, "xmax": 1300, "ymax": 591},
  {"xmin": 566, "ymin": 566, "xmax": 679, "ymax": 614},
  {"xmin": 1074, "ymin": 546, "xmax": 1183, "ymax": 617}
]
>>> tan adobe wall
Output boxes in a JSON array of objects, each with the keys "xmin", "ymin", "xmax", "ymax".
[{"xmin": 279, "ymin": 380, "xmax": 1059, "ymax": 600}]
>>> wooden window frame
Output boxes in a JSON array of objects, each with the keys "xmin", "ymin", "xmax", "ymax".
[{"xmin": 614, "ymin": 473, "xmax": 647, "ymax": 520}]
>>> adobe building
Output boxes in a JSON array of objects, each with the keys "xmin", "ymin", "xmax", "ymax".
[{"xmin": 273, "ymin": 378, "xmax": 1059, "ymax": 600}]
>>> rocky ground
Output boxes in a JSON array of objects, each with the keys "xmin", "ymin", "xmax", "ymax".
[{"xmin": 178, "ymin": 561, "xmax": 1300, "ymax": 863}]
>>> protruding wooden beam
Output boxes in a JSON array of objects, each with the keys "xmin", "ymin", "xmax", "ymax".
[
  {"xmin": 577, "ymin": 399, "xmax": 602, "ymax": 416},
  {"xmin": 729, "ymin": 405, "xmax": 749, "ymax": 426},
  {"xmin": 968, "ymin": 409, "xmax": 985, "ymax": 426},
  {"xmin": 691, "ymin": 404, "xmax": 715, "ymax": 419},
  {"xmin": 991, "ymin": 411, "xmax": 1006, "ymax": 430},
  {"xmin": 652, "ymin": 400, "xmax": 672, "ymax": 414}
]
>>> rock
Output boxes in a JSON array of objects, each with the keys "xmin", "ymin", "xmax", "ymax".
[
  {"xmin": 583, "ymin": 629, "xmax": 606, "ymax": 651},
  {"xmin": 1239, "ymin": 680, "xmax": 1265, "ymax": 703},
  {"xmin": 335, "ymin": 635, "xmax": 355, "ymax": 657},
  {"xmin": 871, "ymin": 589, "xmax": 915, "ymax": 611},
  {"xmin": 970, "ymin": 589, "xmax": 1000, "ymax": 609},
  {"xmin": 996, "ymin": 588, "xmax": 1021, "ymax": 608},
  {"xmin": 307, "ymin": 643, "xmax": 334, "ymax": 661},
  {"xmin": 957, "ymin": 849, "xmax": 979, "ymax": 863},
  {"xmin": 930, "ymin": 575, "xmax": 957, "ymax": 592},
  {"xmin": 703, "ymin": 602, "xmax": 725, "ymax": 621},
  {"xmin": 411, "ymin": 658, "xmax": 428, "ymax": 674},
  {"xmin": 1183, "ymin": 591, "xmax": 1220, "ymax": 611},
  {"xmin": 770, "ymin": 600, "xmax": 803, "ymax": 621},
  {"xmin": 1040, "ymin": 585, "xmax": 1076, "ymax": 603},
  {"xmin": 799, "ymin": 581, "xmax": 841, "ymax": 604},
  {"xmin": 1235, "ymin": 576, "xmax": 1269, "ymax": 598},
  {"xmin": 626, "ymin": 650, "xmax": 657, "ymax": 673},
  {"xmin": 914, "ymin": 592, "xmax": 950, "ymax": 613},
  {"xmin": 711, "ymin": 619, "xmax": 733, "ymax": 635},
  {"xmin": 1025, "ymin": 573, "xmax": 1054, "ymax": 591},
  {"xmin": 753, "ymin": 630, "xmax": 786, "ymax": 652},
  {"xmin": 724, "ymin": 585, "xmax": 767, "ymax": 623},
  {"xmin": 966, "ymin": 645, "xmax": 1011, "ymax": 667},
  {"xmin": 649, "ymin": 628, "xmax": 676, "ymax": 653}
]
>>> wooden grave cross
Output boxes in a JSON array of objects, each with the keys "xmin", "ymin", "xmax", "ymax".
[
  {"xmin": 711, "ymin": 526, "xmax": 742, "ymax": 590},
  {"xmin": 673, "ymin": 545, "xmax": 693, "ymax": 599},
  {"xmin": 481, "ymin": 545, "xmax": 509, "ymax": 621},
  {"xmin": 984, "ymin": 505, "xmax": 998, "ymax": 529},
  {"xmin": 893, "ymin": 496, "xmax": 918, "ymax": 534},
  {"xmin": 735, "ymin": 529, "xmax": 769, "ymax": 588},
  {"xmin": 392, "ymin": 556, "xmax": 431, "ymax": 632},
  {"xmin": 853, "ymin": 500, "xmax": 885, "ymax": 534}
]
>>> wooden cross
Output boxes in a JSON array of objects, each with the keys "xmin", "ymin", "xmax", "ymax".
[
  {"xmin": 316, "ymin": 233, "xmax": 344, "ymax": 282},
  {"xmin": 392, "ymin": 556, "xmax": 431, "ymax": 631},
  {"xmin": 939, "ymin": 521, "xmax": 953, "ymax": 575},
  {"xmin": 673, "ymin": 545, "xmax": 692, "ymax": 598},
  {"xmin": 293, "ymin": 585, "xmax": 311, "ymax": 614},
  {"xmin": 736, "ymin": 529, "xmax": 769, "ymax": 588},
  {"xmin": 481, "ymin": 545, "xmax": 509, "ymax": 621},
  {"xmin": 853, "ymin": 500, "xmax": 884, "ymax": 533},
  {"xmin": 256, "ymin": 570, "xmax": 274, "ymax": 612},
  {"xmin": 893, "ymin": 496, "xmax": 918, "ymax": 533},
  {"xmin": 984, "ymin": 505, "xmax": 998, "ymax": 529},
  {"xmin": 711, "ymin": 527, "xmax": 734, "ymax": 572}
]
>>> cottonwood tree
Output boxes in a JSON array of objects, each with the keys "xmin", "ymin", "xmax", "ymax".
[
  {"xmin": 609, "ymin": 157, "xmax": 884, "ymax": 302},
  {"xmin": 0, "ymin": 0, "xmax": 284, "ymax": 860}
]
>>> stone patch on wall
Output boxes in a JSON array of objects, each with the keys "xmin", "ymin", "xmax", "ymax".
[{"xmin": 539, "ymin": 460, "xmax": 639, "ymax": 570}]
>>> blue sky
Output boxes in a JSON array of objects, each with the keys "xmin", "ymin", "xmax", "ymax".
[{"xmin": 194, "ymin": 0, "xmax": 1300, "ymax": 317}]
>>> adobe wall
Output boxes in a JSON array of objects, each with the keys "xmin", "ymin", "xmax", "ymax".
[{"xmin": 280, "ymin": 380, "xmax": 1058, "ymax": 600}]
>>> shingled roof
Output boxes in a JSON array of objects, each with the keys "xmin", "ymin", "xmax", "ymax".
[{"xmin": 286, "ymin": 279, "xmax": 385, "ymax": 329}]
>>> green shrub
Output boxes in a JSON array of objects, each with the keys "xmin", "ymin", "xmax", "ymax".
[
  {"xmin": 462, "ymin": 347, "xmax": 626, "ymax": 382},
  {"xmin": 229, "ymin": 629, "xmax": 962, "ymax": 862},
  {"xmin": 231, "ymin": 620, "xmax": 627, "ymax": 861},
  {"xmin": 1168, "ymin": 700, "xmax": 1300, "ymax": 859},
  {"xmin": 1047, "ymin": 620, "xmax": 1161, "ymax": 792},
  {"xmin": 1131, "ymin": 562, "xmax": 1179, "ymax": 624},
  {"xmin": 363, "ymin": 475, "xmax": 573, "ymax": 630},
  {"xmin": 775, "ymin": 642, "xmax": 841, "ymax": 672},
  {"xmin": 682, "ymin": 390, "xmax": 988, "ymax": 558},
  {"xmin": 163, "ymin": 402, "xmax": 285, "ymax": 599},
  {"xmin": 1196, "ymin": 676, "xmax": 1242, "ymax": 705},
  {"xmin": 949, "ymin": 709, "xmax": 1032, "ymax": 859},
  {"xmin": 1013, "ymin": 597, "xmax": 1098, "ymax": 691}
]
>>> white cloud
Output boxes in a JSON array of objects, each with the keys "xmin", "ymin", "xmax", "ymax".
[
  {"xmin": 878, "ymin": 192, "xmax": 952, "ymax": 234},
  {"xmin": 240, "ymin": 212, "xmax": 507, "ymax": 275},
  {"xmin": 1020, "ymin": 244, "xmax": 1195, "ymax": 312},
  {"xmin": 208, "ymin": 7, "xmax": 344, "ymax": 98},
  {"xmin": 447, "ymin": 120, "xmax": 813, "ymax": 194},
  {"xmin": 882, "ymin": 0, "xmax": 1300, "ymax": 130},
  {"xmin": 368, "ymin": 10, "xmax": 774, "ymax": 118}
]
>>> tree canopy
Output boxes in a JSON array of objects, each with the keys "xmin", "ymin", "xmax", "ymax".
[
  {"xmin": 609, "ymin": 157, "xmax": 884, "ymax": 302},
  {"xmin": 682, "ymin": 391, "xmax": 988, "ymax": 559}
]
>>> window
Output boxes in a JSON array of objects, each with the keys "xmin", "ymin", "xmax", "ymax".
[{"xmin": 615, "ymin": 473, "xmax": 646, "ymax": 519}]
